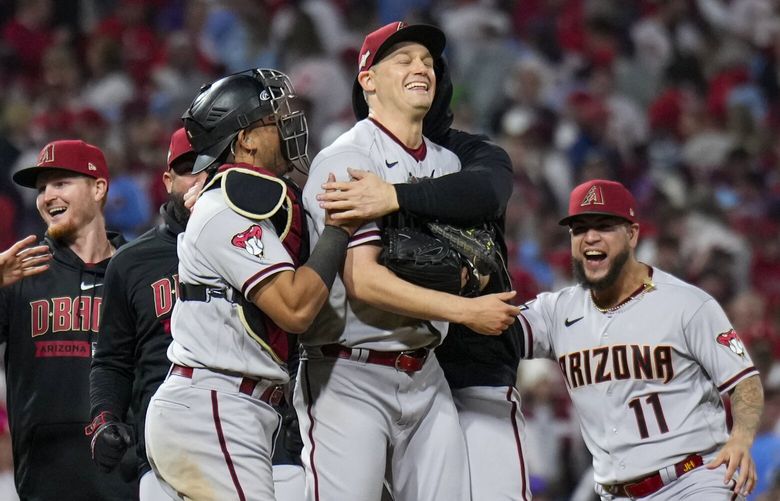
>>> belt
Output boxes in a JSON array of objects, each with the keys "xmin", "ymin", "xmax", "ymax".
[
  {"xmin": 319, "ymin": 344, "xmax": 429, "ymax": 373},
  {"xmin": 602, "ymin": 454, "xmax": 704, "ymax": 498},
  {"xmin": 170, "ymin": 364, "xmax": 284, "ymax": 405},
  {"xmin": 179, "ymin": 283, "xmax": 236, "ymax": 303}
]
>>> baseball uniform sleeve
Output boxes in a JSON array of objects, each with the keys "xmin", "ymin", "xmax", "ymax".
[
  {"xmin": 195, "ymin": 211, "xmax": 295, "ymax": 298},
  {"xmin": 303, "ymin": 149, "xmax": 382, "ymax": 247},
  {"xmin": 90, "ymin": 254, "xmax": 135, "ymax": 418},
  {"xmin": 517, "ymin": 292, "xmax": 558, "ymax": 360},
  {"xmin": 683, "ymin": 298, "xmax": 759, "ymax": 393},
  {"xmin": 395, "ymin": 128, "xmax": 513, "ymax": 225}
]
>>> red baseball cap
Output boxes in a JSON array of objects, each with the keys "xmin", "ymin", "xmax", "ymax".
[
  {"xmin": 352, "ymin": 21, "xmax": 446, "ymax": 120},
  {"xmin": 559, "ymin": 179, "xmax": 637, "ymax": 226},
  {"xmin": 167, "ymin": 127, "xmax": 195, "ymax": 170},
  {"xmin": 13, "ymin": 140, "xmax": 110, "ymax": 188}
]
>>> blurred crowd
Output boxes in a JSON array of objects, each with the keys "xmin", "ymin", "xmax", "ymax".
[{"xmin": 0, "ymin": 0, "xmax": 779, "ymax": 500}]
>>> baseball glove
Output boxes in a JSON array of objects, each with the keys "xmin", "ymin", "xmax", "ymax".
[
  {"xmin": 427, "ymin": 222, "xmax": 500, "ymax": 276},
  {"xmin": 380, "ymin": 227, "xmax": 463, "ymax": 295}
]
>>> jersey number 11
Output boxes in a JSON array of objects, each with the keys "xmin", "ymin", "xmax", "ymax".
[{"xmin": 628, "ymin": 393, "xmax": 669, "ymax": 439}]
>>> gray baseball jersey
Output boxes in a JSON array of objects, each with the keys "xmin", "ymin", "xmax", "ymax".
[
  {"xmin": 147, "ymin": 169, "xmax": 305, "ymax": 501},
  {"xmin": 516, "ymin": 267, "xmax": 758, "ymax": 485},
  {"xmin": 301, "ymin": 118, "xmax": 461, "ymax": 350},
  {"xmin": 294, "ymin": 118, "xmax": 470, "ymax": 501},
  {"xmin": 168, "ymin": 186, "xmax": 292, "ymax": 382}
]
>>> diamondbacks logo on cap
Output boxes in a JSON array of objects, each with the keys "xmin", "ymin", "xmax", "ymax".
[
  {"xmin": 716, "ymin": 329, "xmax": 746, "ymax": 357},
  {"xmin": 38, "ymin": 143, "xmax": 55, "ymax": 165},
  {"xmin": 580, "ymin": 185, "xmax": 605, "ymax": 207}
]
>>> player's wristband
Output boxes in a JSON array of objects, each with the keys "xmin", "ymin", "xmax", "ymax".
[{"xmin": 305, "ymin": 225, "xmax": 349, "ymax": 289}]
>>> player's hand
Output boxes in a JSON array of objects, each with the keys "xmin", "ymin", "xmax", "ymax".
[
  {"xmin": 0, "ymin": 235, "xmax": 51, "ymax": 288},
  {"xmin": 460, "ymin": 291, "xmax": 520, "ymax": 335},
  {"xmin": 318, "ymin": 168, "xmax": 399, "ymax": 220},
  {"xmin": 85, "ymin": 412, "xmax": 134, "ymax": 472},
  {"xmin": 460, "ymin": 267, "xmax": 491, "ymax": 292},
  {"xmin": 323, "ymin": 173, "xmax": 362, "ymax": 235},
  {"xmin": 183, "ymin": 178, "xmax": 206, "ymax": 213},
  {"xmin": 706, "ymin": 435, "xmax": 756, "ymax": 496}
]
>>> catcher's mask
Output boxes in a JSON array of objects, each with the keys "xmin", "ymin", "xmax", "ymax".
[{"xmin": 183, "ymin": 68, "xmax": 310, "ymax": 175}]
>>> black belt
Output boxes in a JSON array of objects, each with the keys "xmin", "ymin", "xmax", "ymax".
[{"xmin": 179, "ymin": 283, "xmax": 233, "ymax": 303}]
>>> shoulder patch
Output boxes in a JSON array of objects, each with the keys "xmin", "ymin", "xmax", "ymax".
[
  {"xmin": 221, "ymin": 168, "xmax": 287, "ymax": 220},
  {"xmin": 232, "ymin": 224, "xmax": 264, "ymax": 257},
  {"xmin": 716, "ymin": 329, "xmax": 746, "ymax": 357}
]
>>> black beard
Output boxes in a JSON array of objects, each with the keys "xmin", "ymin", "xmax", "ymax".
[
  {"xmin": 170, "ymin": 192, "xmax": 191, "ymax": 225},
  {"xmin": 572, "ymin": 248, "xmax": 630, "ymax": 291}
]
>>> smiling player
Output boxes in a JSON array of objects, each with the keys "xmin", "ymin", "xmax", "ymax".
[
  {"xmin": 297, "ymin": 22, "xmax": 519, "ymax": 501},
  {"xmin": 516, "ymin": 179, "xmax": 764, "ymax": 500},
  {"xmin": 1, "ymin": 140, "xmax": 133, "ymax": 500}
]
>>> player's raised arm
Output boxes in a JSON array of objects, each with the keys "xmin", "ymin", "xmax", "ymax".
[{"xmin": 0, "ymin": 235, "xmax": 51, "ymax": 288}]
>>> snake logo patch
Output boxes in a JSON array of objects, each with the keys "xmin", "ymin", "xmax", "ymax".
[
  {"xmin": 716, "ymin": 329, "xmax": 746, "ymax": 357},
  {"xmin": 232, "ymin": 225, "xmax": 264, "ymax": 258}
]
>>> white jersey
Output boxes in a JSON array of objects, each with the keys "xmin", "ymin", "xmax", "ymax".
[
  {"xmin": 168, "ymin": 187, "xmax": 292, "ymax": 382},
  {"xmin": 301, "ymin": 118, "xmax": 461, "ymax": 350},
  {"xmin": 516, "ymin": 267, "xmax": 758, "ymax": 485}
]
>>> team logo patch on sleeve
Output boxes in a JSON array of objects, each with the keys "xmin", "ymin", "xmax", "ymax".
[
  {"xmin": 232, "ymin": 224, "xmax": 264, "ymax": 257},
  {"xmin": 716, "ymin": 329, "xmax": 746, "ymax": 357}
]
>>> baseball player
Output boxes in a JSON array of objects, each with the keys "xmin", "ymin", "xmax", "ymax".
[
  {"xmin": 144, "ymin": 68, "xmax": 356, "ymax": 501},
  {"xmin": 86, "ymin": 128, "xmax": 205, "ymax": 500},
  {"xmin": 297, "ymin": 22, "xmax": 520, "ymax": 501},
  {"xmin": 320, "ymin": 55, "xmax": 530, "ymax": 501},
  {"xmin": 515, "ymin": 179, "xmax": 764, "ymax": 499},
  {"xmin": 0, "ymin": 140, "xmax": 135, "ymax": 500}
]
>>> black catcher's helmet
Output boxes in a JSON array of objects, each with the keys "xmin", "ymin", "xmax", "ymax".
[{"xmin": 183, "ymin": 68, "xmax": 310, "ymax": 174}]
